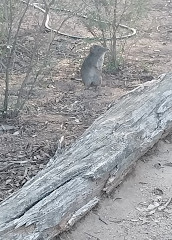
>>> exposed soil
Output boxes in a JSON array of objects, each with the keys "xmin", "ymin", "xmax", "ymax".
[{"xmin": 0, "ymin": 0, "xmax": 172, "ymax": 238}]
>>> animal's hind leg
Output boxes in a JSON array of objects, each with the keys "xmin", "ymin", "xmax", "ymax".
[{"xmin": 84, "ymin": 83, "xmax": 91, "ymax": 90}]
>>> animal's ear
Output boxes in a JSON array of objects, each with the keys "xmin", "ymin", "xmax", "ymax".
[{"xmin": 90, "ymin": 45, "xmax": 95, "ymax": 53}]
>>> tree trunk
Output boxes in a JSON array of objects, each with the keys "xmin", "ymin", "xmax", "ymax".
[
  {"xmin": 0, "ymin": 73, "xmax": 172, "ymax": 240},
  {"xmin": 111, "ymin": 0, "xmax": 117, "ymax": 67}
]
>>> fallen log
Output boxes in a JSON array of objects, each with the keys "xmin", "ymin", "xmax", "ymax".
[{"xmin": 0, "ymin": 73, "xmax": 172, "ymax": 240}]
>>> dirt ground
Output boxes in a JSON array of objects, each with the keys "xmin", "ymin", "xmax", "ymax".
[{"xmin": 0, "ymin": 0, "xmax": 172, "ymax": 238}]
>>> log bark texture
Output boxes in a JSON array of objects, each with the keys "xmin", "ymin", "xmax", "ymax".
[{"xmin": 1, "ymin": 73, "xmax": 172, "ymax": 240}]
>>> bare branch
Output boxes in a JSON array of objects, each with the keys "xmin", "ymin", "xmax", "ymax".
[
  {"xmin": 14, "ymin": 33, "xmax": 55, "ymax": 114},
  {"xmin": 3, "ymin": 0, "xmax": 31, "ymax": 116}
]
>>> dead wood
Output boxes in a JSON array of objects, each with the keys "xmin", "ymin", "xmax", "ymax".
[{"xmin": 0, "ymin": 73, "xmax": 172, "ymax": 240}]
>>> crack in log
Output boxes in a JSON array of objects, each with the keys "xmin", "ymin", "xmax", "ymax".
[{"xmin": 9, "ymin": 171, "xmax": 87, "ymax": 224}]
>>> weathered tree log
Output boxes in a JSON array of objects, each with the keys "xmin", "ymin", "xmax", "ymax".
[{"xmin": 0, "ymin": 73, "xmax": 172, "ymax": 240}]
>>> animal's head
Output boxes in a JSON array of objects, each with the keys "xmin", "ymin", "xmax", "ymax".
[{"xmin": 90, "ymin": 45, "xmax": 108, "ymax": 56}]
